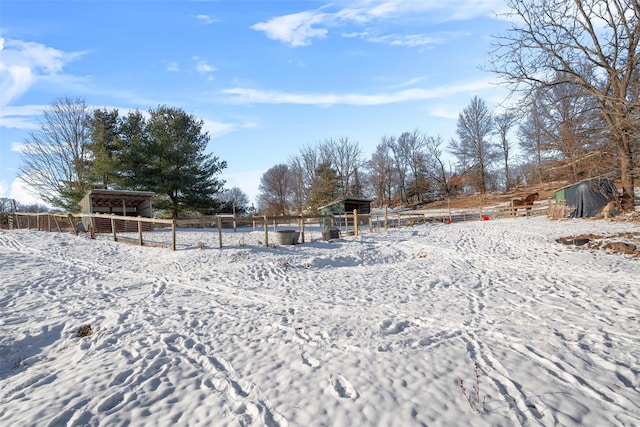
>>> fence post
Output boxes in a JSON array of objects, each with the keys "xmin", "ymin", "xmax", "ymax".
[
  {"xmin": 384, "ymin": 206, "xmax": 388, "ymax": 230},
  {"xmin": 138, "ymin": 219, "xmax": 143, "ymax": 246},
  {"xmin": 171, "ymin": 219, "xmax": 176, "ymax": 251},
  {"xmin": 369, "ymin": 215, "xmax": 373, "ymax": 233},
  {"xmin": 300, "ymin": 215, "xmax": 305, "ymax": 243},
  {"xmin": 217, "ymin": 215, "xmax": 223, "ymax": 248},
  {"xmin": 111, "ymin": 217, "xmax": 117, "ymax": 241},
  {"xmin": 353, "ymin": 209, "xmax": 359, "ymax": 236},
  {"xmin": 68, "ymin": 214, "xmax": 78, "ymax": 235},
  {"xmin": 263, "ymin": 216, "xmax": 269, "ymax": 247}
]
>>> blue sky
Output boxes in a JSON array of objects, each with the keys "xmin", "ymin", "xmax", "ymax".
[{"xmin": 1, "ymin": 0, "xmax": 512, "ymax": 206}]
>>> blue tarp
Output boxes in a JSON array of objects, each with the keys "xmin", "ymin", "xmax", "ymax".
[{"xmin": 565, "ymin": 178, "xmax": 617, "ymax": 218}]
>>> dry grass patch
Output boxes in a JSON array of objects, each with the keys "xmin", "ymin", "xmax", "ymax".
[{"xmin": 557, "ymin": 233, "xmax": 640, "ymax": 257}]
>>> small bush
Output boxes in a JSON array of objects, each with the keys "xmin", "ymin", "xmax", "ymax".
[
  {"xmin": 77, "ymin": 324, "xmax": 93, "ymax": 338},
  {"xmin": 460, "ymin": 362, "xmax": 485, "ymax": 413}
]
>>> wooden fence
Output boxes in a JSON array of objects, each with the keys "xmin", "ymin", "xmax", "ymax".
[
  {"xmin": 9, "ymin": 202, "xmax": 553, "ymax": 250},
  {"xmin": 376, "ymin": 200, "xmax": 552, "ymax": 228},
  {"xmin": 9, "ymin": 210, "xmax": 373, "ymax": 250}
]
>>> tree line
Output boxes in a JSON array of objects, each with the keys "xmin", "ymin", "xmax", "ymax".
[
  {"xmin": 19, "ymin": 98, "xmax": 234, "ymax": 217},
  {"xmin": 256, "ymin": 87, "xmax": 629, "ymax": 215},
  {"xmin": 259, "ymin": 0, "xmax": 639, "ymax": 214}
]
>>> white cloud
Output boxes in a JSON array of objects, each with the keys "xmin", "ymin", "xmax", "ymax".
[
  {"xmin": 428, "ymin": 105, "xmax": 462, "ymax": 120},
  {"xmin": 251, "ymin": 10, "xmax": 329, "ymax": 47},
  {"xmin": 222, "ymin": 80, "xmax": 495, "ymax": 106},
  {"xmin": 365, "ymin": 33, "xmax": 442, "ymax": 47},
  {"xmin": 195, "ymin": 14, "xmax": 220, "ymax": 25},
  {"xmin": 241, "ymin": 122, "xmax": 258, "ymax": 129},
  {"xmin": 0, "ymin": 38, "xmax": 87, "ymax": 107},
  {"xmin": 381, "ymin": 76, "xmax": 429, "ymax": 89},
  {"xmin": 0, "ymin": 104, "xmax": 44, "ymax": 129},
  {"xmin": 193, "ymin": 57, "xmax": 216, "ymax": 73},
  {"xmin": 201, "ymin": 118, "xmax": 241, "ymax": 138},
  {"xmin": 11, "ymin": 141, "xmax": 28, "ymax": 153},
  {"xmin": 9, "ymin": 176, "xmax": 50, "ymax": 207},
  {"xmin": 10, "ymin": 140, "xmax": 65, "ymax": 156},
  {"xmin": 167, "ymin": 61, "xmax": 180, "ymax": 72},
  {"xmin": 251, "ymin": 1, "xmax": 507, "ymax": 47}
]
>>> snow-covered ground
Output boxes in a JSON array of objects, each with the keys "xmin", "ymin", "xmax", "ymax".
[{"xmin": 1, "ymin": 216, "xmax": 639, "ymax": 426}]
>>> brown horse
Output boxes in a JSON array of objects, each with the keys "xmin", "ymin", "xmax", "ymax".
[{"xmin": 511, "ymin": 192, "xmax": 540, "ymax": 216}]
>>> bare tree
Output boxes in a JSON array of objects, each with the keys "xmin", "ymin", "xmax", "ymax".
[
  {"xmin": 288, "ymin": 143, "xmax": 326, "ymax": 211},
  {"xmin": 322, "ymin": 137, "xmax": 364, "ymax": 198},
  {"xmin": 367, "ymin": 136, "xmax": 396, "ymax": 206},
  {"xmin": 287, "ymin": 156, "xmax": 307, "ymax": 214},
  {"xmin": 494, "ymin": 111, "xmax": 518, "ymax": 190},
  {"xmin": 517, "ymin": 89, "xmax": 550, "ymax": 184},
  {"xmin": 18, "ymin": 97, "xmax": 92, "ymax": 211},
  {"xmin": 388, "ymin": 136, "xmax": 410, "ymax": 203},
  {"xmin": 396, "ymin": 130, "xmax": 428, "ymax": 202},
  {"xmin": 540, "ymin": 74, "xmax": 608, "ymax": 181},
  {"xmin": 218, "ymin": 187, "xmax": 250, "ymax": 215},
  {"xmin": 490, "ymin": 0, "xmax": 640, "ymax": 211},
  {"xmin": 257, "ymin": 164, "xmax": 291, "ymax": 215},
  {"xmin": 424, "ymin": 135, "xmax": 451, "ymax": 198},
  {"xmin": 450, "ymin": 96, "xmax": 497, "ymax": 193}
]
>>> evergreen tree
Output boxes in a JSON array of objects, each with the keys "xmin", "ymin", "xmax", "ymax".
[
  {"xmin": 309, "ymin": 162, "xmax": 338, "ymax": 212},
  {"xmin": 142, "ymin": 106, "xmax": 226, "ymax": 217},
  {"xmin": 90, "ymin": 106, "xmax": 227, "ymax": 217},
  {"xmin": 87, "ymin": 108, "xmax": 123, "ymax": 189}
]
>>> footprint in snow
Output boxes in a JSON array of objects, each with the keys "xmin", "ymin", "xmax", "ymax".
[
  {"xmin": 330, "ymin": 374, "xmax": 358, "ymax": 399},
  {"xmin": 380, "ymin": 319, "xmax": 412, "ymax": 335},
  {"xmin": 301, "ymin": 352, "xmax": 320, "ymax": 368}
]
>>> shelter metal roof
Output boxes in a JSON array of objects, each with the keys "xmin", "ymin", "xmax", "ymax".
[{"xmin": 83, "ymin": 189, "xmax": 154, "ymax": 208}]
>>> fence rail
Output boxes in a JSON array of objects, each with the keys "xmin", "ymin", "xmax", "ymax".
[{"xmin": 9, "ymin": 202, "xmax": 553, "ymax": 250}]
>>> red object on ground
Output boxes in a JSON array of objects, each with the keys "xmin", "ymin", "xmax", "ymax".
[{"xmin": 483, "ymin": 216, "xmax": 490, "ymax": 221}]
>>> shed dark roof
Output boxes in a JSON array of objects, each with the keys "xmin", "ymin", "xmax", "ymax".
[
  {"xmin": 318, "ymin": 197, "xmax": 373, "ymax": 210},
  {"xmin": 553, "ymin": 175, "xmax": 615, "ymax": 193},
  {"xmin": 81, "ymin": 190, "xmax": 154, "ymax": 208}
]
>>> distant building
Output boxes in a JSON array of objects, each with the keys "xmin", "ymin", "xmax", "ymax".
[
  {"xmin": 318, "ymin": 198, "xmax": 373, "ymax": 240},
  {"xmin": 79, "ymin": 189, "xmax": 154, "ymax": 232},
  {"xmin": 318, "ymin": 197, "xmax": 373, "ymax": 216}
]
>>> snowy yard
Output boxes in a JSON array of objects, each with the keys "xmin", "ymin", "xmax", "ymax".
[{"xmin": 0, "ymin": 216, "xmax": 639, "ymax": 426}]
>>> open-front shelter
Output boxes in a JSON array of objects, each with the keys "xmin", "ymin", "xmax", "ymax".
[
  {"xmin": 79, "ymin": 189, "xmax": 154, "ymax": 233},
  {"xmin": 318, "ymin": 197, "xmax": 373, "ymax": 239},
  {"xmin": 318, "ymin": 197, "xmax": 373, "ymax": 216}
]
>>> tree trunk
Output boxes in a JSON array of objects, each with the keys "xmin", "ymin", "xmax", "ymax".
[{"xmin": 619, "ymin": 141, "xmax": 635, "ymax": 212}]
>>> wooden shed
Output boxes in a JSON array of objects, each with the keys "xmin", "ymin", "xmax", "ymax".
[
  {"xmin": 318, "ymin": 197, "xmax": 373, "ymax": 239},
  {"xmin": 79, "ymin": 189, "xmax": 154, "ymax": 233},
  {"xmin": 318, "ymin": 197, "xmax": 373, "ymax": 216}
]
